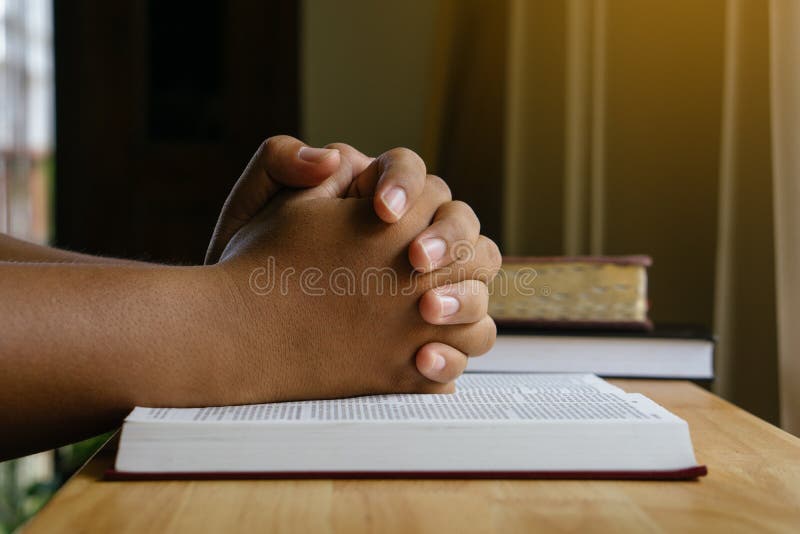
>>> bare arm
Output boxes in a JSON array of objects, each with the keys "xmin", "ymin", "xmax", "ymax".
[
  {"xmin": 0, "ymin": 233, "xmax": 145, "ymax": 265},
  {"xmin": 0, "ymin": 182, "xmax": 499, "ymax": 461},
  {"xmin": 0, "ymin": 262, "xmax": 242, "ymax": 460},
  {"xmin": 0, "ymin": 138, "xmax": 500, "ymax": 461}
]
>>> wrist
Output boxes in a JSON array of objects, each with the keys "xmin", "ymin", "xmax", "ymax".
[{"xmin": 178, "ymin": 262, "xmax": 286, "ymax": 405}]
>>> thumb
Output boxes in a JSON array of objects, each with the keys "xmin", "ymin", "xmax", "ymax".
[
  {"xmin": 205, "ymin": 136, "xmax": 340, "ymax": 264},
  {"xmin": 263, "ymin": 135, "xmax": 341, "ymax": 188},
  {"xmin": 294, "ymin": 142, "xmax": 374, "ymax": 201}
]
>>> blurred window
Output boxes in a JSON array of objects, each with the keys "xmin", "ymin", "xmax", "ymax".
[
  {"xmin": 0, "ymin": 0, "xmax": 53, "ymax": 243},
  {"xmin": 0, "ymin": 1, "xmax": 55, "ymax": 530}
]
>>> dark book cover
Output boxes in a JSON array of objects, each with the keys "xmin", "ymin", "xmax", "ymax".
[
  {"xmin": 497, "ymin": 323, "xmax": 714, "ymax": 342},
  {"xmin": 105, "ymin": 465, "xmax": 707, "ymax": 481}
]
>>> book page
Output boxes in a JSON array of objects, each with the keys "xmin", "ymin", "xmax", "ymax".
[{"xmin": 127, "ymin": 374, "xmax": 676, "ymax": 424}]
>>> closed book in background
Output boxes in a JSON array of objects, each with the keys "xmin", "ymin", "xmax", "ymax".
[
  {"xmin": 489, "ymin": 256, "xmax": 652, "ymax": 330},
  {"xmin": 468, "ymin": 325, "xmax": 714, "ymax": 380}
]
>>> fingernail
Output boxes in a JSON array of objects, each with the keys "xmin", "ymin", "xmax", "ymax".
[
  {"xmin": 381, "ymin": 186, "xmax": 407, "ymax": 217},
  {"xmin": 431, "ymin": 353, "xmax": 446, "ymax": 371},
  {"xmin": 298, "ymin": 146, "xmax": 337, "ymax": 163},
  {"xmin": 438, "ymin": 295, "xmax": 460, "ymax": 318},
  {"xmin": 421, "ymin": 238, "xmax": 446, "ymax": 265}
]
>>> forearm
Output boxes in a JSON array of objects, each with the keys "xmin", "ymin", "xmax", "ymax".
[
  {"xmin": 0, "ymin": 233, "xmax": 146, "ymax": 265},
  {"xmin": 0, "ymin": 262, "xmax": 250, "ymax": 460}
]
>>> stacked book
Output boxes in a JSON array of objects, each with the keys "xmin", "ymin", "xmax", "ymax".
[{"xmin": 472, "ymin": 256, "xmax": 715, "ymax": 380}]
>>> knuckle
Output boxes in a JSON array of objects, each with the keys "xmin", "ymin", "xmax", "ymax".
[
  {"xmin": 460, "ymin": 280, "xmax": 489, "ymax": 310},
  {"xmin": 482, "ymin": 237, "xmax": 503, "ymax": 275},
  {"xmin": 463, "ymin": 203, "xmax": 481, "ymax": 233},
  {"xmin": 259, "ymin": 136, "xmax": 275, "ymax": 157},
  {"xmin": 476, "ymin": 279, "xmax": 491, "ymax": 294},
  {"xmin": 450, "ymin": 351, "xmax": 470, "ymax": 377},
  {"xmin": 451, "ymin": 199, "xmax": 475, "ymax": 218},
  {"xmin": 460, "ymin": 317, "xmax": 496, "ymax": 356},
  {"xmin": 477, "ymin": 317, "xmax": 497, "ymax": 355},
  {"xmin": 441, "ymin": 200, "xmax": 480, "ymax": 235},
  {"xmin": 262, "ymin": 135, "xmax": 287, "ymax": 151},
  {"xmin": 435, "ymin": 357, "xmax": 467, "ymax": 385},
  {"xmin": 468, "ymin": 237, "xmax": 502, "ymax": 282},
  {"xmin": 324, "ymin": 142, "xmax": 355, "ymax": 152},
  {"xmin": 426, "ymin": 174, "xmax": 453, "ymax": 202},
  {"xmin": 473, "ymin": 281, "xmax": 491, "ymax": 308},
  {"xmin": 455, "ymin": 200, "xmax": 477, "ymax": 219},
  {"xmin": 260, "ymin": 135, "xmax": 297, "ymax": 164},
  {"xmin": 387, "ymin": 146, "xmax": 424, "ymax": 165}
]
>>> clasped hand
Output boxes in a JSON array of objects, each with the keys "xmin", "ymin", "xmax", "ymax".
[{"xmin": 205, "ymin": 136, "xmax": 500, "ymax": 397}]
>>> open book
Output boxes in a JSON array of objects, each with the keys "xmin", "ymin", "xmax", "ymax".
[{"xmin": 110, "ymin": 374, "xmax": 706, "ymax": 480}]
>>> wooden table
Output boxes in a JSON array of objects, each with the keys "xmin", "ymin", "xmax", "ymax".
[{"xmin": 24, "ymin": 380, "xmax": 800, "ymax": 533}]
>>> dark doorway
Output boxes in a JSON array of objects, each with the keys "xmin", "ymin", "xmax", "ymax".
[{"xmin": 54, "ymin": 0, "xmax": 299, "ymax": 263}]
